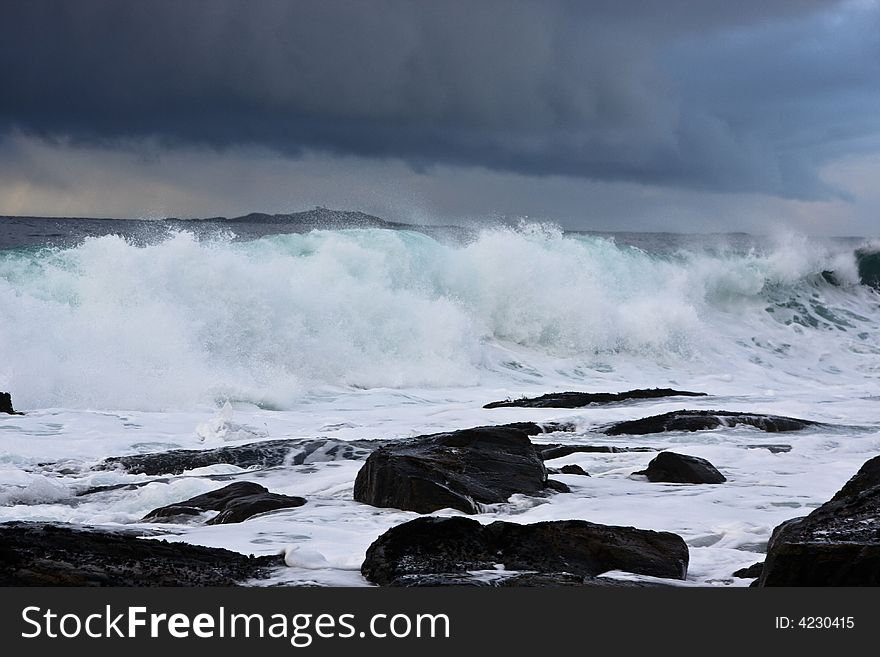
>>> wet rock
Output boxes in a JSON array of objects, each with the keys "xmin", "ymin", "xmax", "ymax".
[
  {"xmin": 100, "ymin": 437, "xmax": 378, "ymax": 475},
  {"xmin": 539, "ymin": 444, "xmax": 657, "ymax": 460},
  {"xmin": 604, "ymin": 410, "xmax": 819, "ymax": 435},
  {"xmin": 544, "ymin": 479, "xmax": 571, "ymax": 492},
  {"xmin": 634, "ymin": 452, "xmax": 726, "ymax": 484},
  {"xmin": 0, "ymin": 521, "xmax": 282, "ymax": 586},
  {"xmin": 362, "ymin": 516, "xmax": 689, "ymax": 586},
  {"xmin": 143, "ymin": 481, "xmax": 306, "ymax": 525},
  {"xmin": 484, "ymin": 388, "xmax": 706, "ymax": 409},
  {"xmin": 733, "ymin": 562, "xmax": 764, "ymax": 579},
  {"xmin": 539, "ymin": 443, "xmax": 789, "ymax": 459},
  {"xmin": 746, "ymin": 444, "xmax": 792, "ymax": 454},
  {"xmin": 759, "ymin": 455, "xmax": 880, "ymax": 586},
  {"xmin": 388, "ymin": 572, "xmax": 664, "ymax": 587},
  {"xmin": 0, "ymin": 392, "xmax": 23, "ymax": 415},
  {"xmin": 353, "ymin": 423, "xmax": 559, "ymax": 514},
  {"xmin": 78, "ymin": 478, "xmax": 184, "ymax": 497},
  {"xmin": 559, "ymin": 464, "xmax": 590, "ymax": 476}
]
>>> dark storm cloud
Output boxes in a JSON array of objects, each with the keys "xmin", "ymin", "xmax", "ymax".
[{"xmin": 0, "ymin": 0, "xmax": 872, "ymax": 198}]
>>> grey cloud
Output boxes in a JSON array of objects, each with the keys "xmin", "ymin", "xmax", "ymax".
[{"xmin": 0, "ymin": 0, "xmax": 869, "ymax": 198}]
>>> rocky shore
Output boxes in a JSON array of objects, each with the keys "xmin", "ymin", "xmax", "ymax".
[{"xmin": 2, "ymin": 389, "xmax": 873, "ymax": 587}]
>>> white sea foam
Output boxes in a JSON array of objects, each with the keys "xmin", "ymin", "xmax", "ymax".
[
  {"xmin": 0, "ymin": 470, "xmax": 70, "ymax": 506},
  {"xmin": 195, "ymin": 402, "xmax": 269, "ymax": 443},
  {"xmin": 283, "ymin": 544, "xmax": 331, "ymax": 569}
]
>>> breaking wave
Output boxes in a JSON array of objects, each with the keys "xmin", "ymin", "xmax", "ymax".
[{"xmin": 1, "ymin": 225, "xmax": 878, "ymax": 410}]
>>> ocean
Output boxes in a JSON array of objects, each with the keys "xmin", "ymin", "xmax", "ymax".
[{"xmin": 2, "ymin": 214, "xmax": 879, "ymax": 586}]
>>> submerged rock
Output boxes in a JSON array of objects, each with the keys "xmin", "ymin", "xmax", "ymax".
[
  {"xmin": 0, "ymin": 392, "xmax": 23, "ymax": 415},
  {"xmin": 353, "ymin": 423, "xmax": 562, "ymax": 514},
  {"xmin": 604, "ymin": 410, "xmax": 819, "ymax": 435},
  {"xmin": 362, "ymin": 516, "xmax": 689, "ymax": 586},
  {"xmin": 100, "ymin": 437, "xmax": 377, "ymax": 475},
  {"xmin": 634, "ymin": 452, "xmax": 726, "ymax": 484},
  {"xmin": 484, "ymin": 388, "xmax": 706, "ymax": 409},
  {"xmin": 0, "ymin": 522, "xmax": 282, "ymax": 586},
  {"xmin": 759, "ymin": 455, "xmax": 880, "ymax": 586},
  {"xmin": 559, "ymin": 464, "xmax": 590, "ymax": 477},
  {"xmin": 746, "ymin": 444, "xmax": 792, "ymax": 454},
  {"xmin": 143, "ymin": 481, "xmax": 306, "ymax": 525}
]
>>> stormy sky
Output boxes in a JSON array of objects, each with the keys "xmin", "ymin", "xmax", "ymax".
[{"xmin": 1, "ymin": 0, "xmax": 879, "ymax": 234}]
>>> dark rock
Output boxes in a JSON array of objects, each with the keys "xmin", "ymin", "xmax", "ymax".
[
  {"xmin": 746, "ymin": 444, "xmax": 792, "ymax": 454},
  {"xmin": 733, "ymin": 562, "xmax": 764, "ymax": 579},
  {"xmin": 634, "ymin": 452, "xmax": 726, "ymax": 484},
  {"xmin": 539, "ymin": 444, "xmax": 657, "ymax": 460},
  {"xmin": 0, "ymin": 392, "xmax": 23, "ymax": 415},
  {"xmin": 362, "ymin": 516, "xmax": 689, "ymax": 586},
  {"xmin": 559, "ymin": 464, "xmax": 590, "ymax": 476},
  {"xmin": 759, "ymin": 455, "xmax": 880, "ymax": 586},
  {"xmin": 604, "ymin": 410, "xmax": 820, "ymax": 435},
  {"xmin": 0, "ymin": 521, "xmax": 282, "ymax": 586},
  {"xmin": 353, "ymin": 423, "xmax": 559, "ymax": 514},
  {"xmin": 100, "ymin": 437, "xmax": 378, "ymax": 475},
  {"xmin": 78, "ymin": 473, "xmax": 240, "ymax": 497},
  {"xmin": 538, "ymin": 421, "xmax": 578, "ymax": 433},
  {"xmin": 539, "ymin": 443, "xmax": 790, "ymax": 459},
  {"xmin": 544, "ymin": 479, "xmax": 571, "ymax": 492},
  {"xmin": 78, "ymin": 478, "xmax": 176, "ymax": 497},
  {"xmin": 143, "ymin": 481, "xmax": 305, "ymax": 525},
  {"xmin": 382, "ymin": 573, "xmax": 580, "ymax": 587},
  {"xmin": 484, "ymin": 388, "xmax": 706, "ymax": 409},
  {"xmin": 387, "ymin": 572, "xmax": 665, "ymax": 587}
]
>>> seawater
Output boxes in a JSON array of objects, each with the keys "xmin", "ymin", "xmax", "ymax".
[{"xmin": 1, "ymin": 217, "xmax": 879, "ymax": 586}]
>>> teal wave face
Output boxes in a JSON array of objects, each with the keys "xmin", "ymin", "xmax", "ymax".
[{"xmin": 856, "ymin": 247, "xmax": 880, "ymax": 290}]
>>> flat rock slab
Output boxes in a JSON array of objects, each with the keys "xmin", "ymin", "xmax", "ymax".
[
  {"xmin": 537, "ymin": 444, "xmax": 787, "ymax": 460},
  {"xmin": 604, "ymin": 410, "xmax": 820, "ymax": 435},
  {"xmin": 484, "ymin": 388, "xmax": 706, "ymax": 409},
  {"xmin": 362, "ymin": 516, "xmax": 689, "ymax": 586},
  {"xmin": 0, "ymin": 522, "xmax": 282, "ymax": 586},
  {"xmin": 746, "ymin": 444, "xmax": 792, "ymax": 454},
  {"xmin": 353, "ymin": 423, "xmax": 559, "ymax": 514},
  {"xmin": 634, "ymin": 452, "xmax": 726, "ymax": 484},
  {"xmin": 539, "ymin": 444, "xmax": 657, "ymax": 460},
  {"xmin": 100, "ymin": 437, "xmax": 378, "ymax": 475},
  {"xmin": 759, "ymin": 454, "xmax": 880, "ymax": 586},
  {"xmin": 143, "ymin": 481, "xmax": 306, "ymax": 525}
]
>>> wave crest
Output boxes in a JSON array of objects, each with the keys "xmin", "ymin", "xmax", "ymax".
[{"xmin": 0, "ymin": 226, "xmax": 876, "ymax": 409}]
